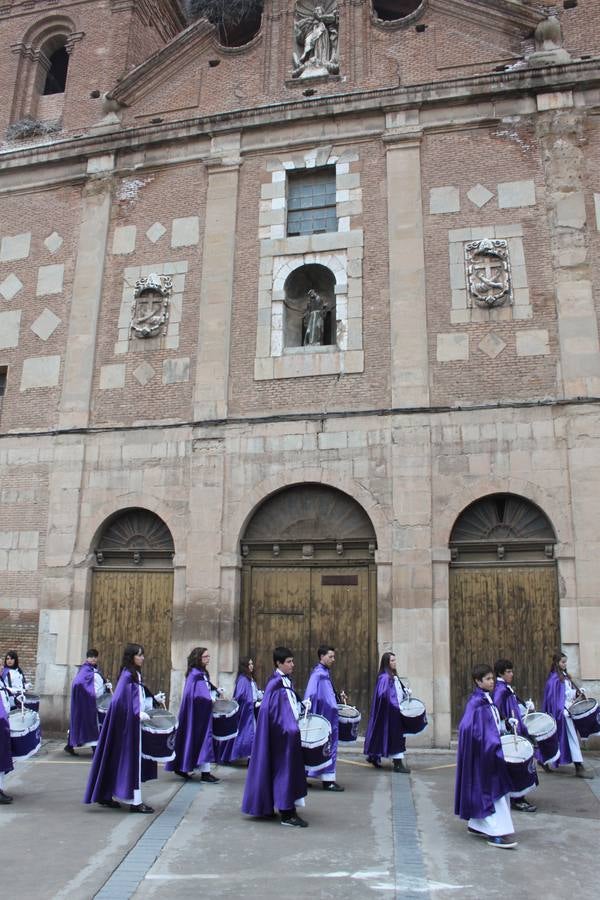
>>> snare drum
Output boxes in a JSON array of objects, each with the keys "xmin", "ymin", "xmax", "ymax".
[
  {"xmin": 569, "ymin": 698, "xmax": 600, "ymax": 739},
  {"xmin": 524, "ymin": 712, "xmax": 560, "ymax": 765},
  {"xmin": 141, "ymin": 709, "xmax": 178, "ymax": 762},
  {"xmin": 299, "ymin": 713, "xmax": 332, "ymax": 773},
  {"xmin": 21, "ymin": 693, "xmax": 40, "ymax": 713},
  {"xmin": 96, "ymin": 692, "xmax": 112, "ymax": 728},
  {"xmin": 501, "ymin": 734, "xmax": 538, "ymax": 797},
  {"xmin": 212, "ymin": 699, "xmax": 240, "ymax": 742},
  {"xmin": 9, "ymin": 708, "xmax": 41, "ymax": 761},
  {"xmin": 337, "ymin": 704, "xmax": 361, "ymax": 743},
  {"xmin": 399, "ymin": 698, "xmax": 428, "ymax": 735}
]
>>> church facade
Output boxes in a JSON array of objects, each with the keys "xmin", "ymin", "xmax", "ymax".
[{"xmin": 1, "ymin": 0, "xmax": 600, "ymax": 743}]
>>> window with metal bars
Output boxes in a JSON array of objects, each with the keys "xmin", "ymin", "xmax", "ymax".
[{"xmin": 287, "ymin": 168, "xmax": 337, "ymax": 237}]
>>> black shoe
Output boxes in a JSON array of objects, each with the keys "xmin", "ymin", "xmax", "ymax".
[
  {"xmin": 468, "ymin": 826, "xmax": 484, "ymax": 837},
  {"xmin": 201, "ymin": 772, "xmax": 220, "ymax": 784},
  {"xmin": 98, "ymin": 800, "xmax": 121, "ymax": 809},
  {"xmin": 0, "ymin": 790, "xmax": 13, "ymax": 804},
  {"xmin": 174, "ymin": 769, "xmax": 192, "ymax": 780},
  {"xmin": 487, "ymin": 835, "xmax": 517, "ymax": 849},
  {"xmin": 367, "ymin": 756, "xmax": 382, "ymax": 768},
  {"xmin": 511, "ymin": 798, "xmax": 537, "ymax": 812},
  {"xmin": 322, "ymin": 781, "xmax": 345, "ymax": 792},
  {"xmin": 130, "ymin": 803, "xmax": 154, "ymax": 814},
  {"xmin": 64, "ymin": 744, "xmax": 76, "ymax": 756},
  {"xmin": 575, "ymin": 766, "xmax": 594, "ymax": 779},
  {"xmin": 393, "ymin": 759, "xmax": 411, "ymax": 774},
  {"xmin": 280, "ymin": 814, "xmax": 308, "ymax": 827}
]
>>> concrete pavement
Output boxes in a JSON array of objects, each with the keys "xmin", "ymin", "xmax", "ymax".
[{"xmin": 2, "ymin": 741, "xmax": 599, "ymax": 899}]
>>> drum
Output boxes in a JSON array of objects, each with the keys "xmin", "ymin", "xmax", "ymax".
[
  {"xmin": 501, "ymin": 734, "xmax": 538, "ymax": 798},
  {"xmin": 299, "ymin": 713, "xmax": 332, "ymax": 773},
  {"xmin": 141, "ymin": 709, "xmax": 178, "ymax": 762},
  {"xmin": 523, "ymin": 712, "xmax": 559, "ymax": 765},
  {"xmin": 337, "ymin": 704, "xmax": 361, "ymax": 743},
  {"xmin": 212, "ymin": 699, "xmax": 240, "ymax": 742},
  {"xmin": 9, "ymin": 708, "xmax": 41, "ymax": 761},
  {"xmin": 399, "ymin": 698, "xmax": 428, "ymax": 735},
  {"xmin": 21, "ymin": 693, "xmax": 40, "ymax": 713},
  {"xmin": 569, "ymin": 698, "xmax": 600, "ymax": 739},
  {"xmin": 96, "ymin": 692, "xmax": 112, "ymax": 727}
]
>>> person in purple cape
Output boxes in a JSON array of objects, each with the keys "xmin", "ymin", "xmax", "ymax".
[
  {"xmin": 363, "ymin": 651, "xmax": 411, "ymax": 773},
  {"xmin": 242, "ymin": 646, "xmax": 308, "ymax": 827},
  {"xmin": 541, "ymin": 650, "xmax": 594, "ymax": 778},
  {"xmin": 65, "ymin": 648, "xmax": 112, "ymax": 756},
  {"xmin": 214, "ymin": 656, "xmax": 263, "ymax": 765},
  {"xmin": 84, "ymin": 643, "xmax": 157, "ymax": 813},
  {"xmin": 455, "ymin": 663, "xmax": 517, "ymax": 849},
  {"xmin": 166, "ymin": 646, "xmax": 220, "ymax": 783},
  {"xmin": 0, "ymin": 678, "xmax": 14, "ymax": 803},
  {"xmin": 304, "ymin": 644, "xmax": 344, "ymax": 792},
  {"xmin": 493, "ymin": 658, "xmax": 537, "ymax": 813}
]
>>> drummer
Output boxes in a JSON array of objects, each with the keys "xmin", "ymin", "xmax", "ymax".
[
  {"xmin": 363, "ymin": 651, "xmax": 410, "ymax": 773},
  {"xmin": 214, "ymin": 656, "xmax": 263, "ymax": 765},
  {"xmin": 84, "ymin": 643, "xmax": 157, "ymax": 813},
  {"xmin": 65, "ymin": 649, "xmax": 112, "ymax": 756},
  {"xmin": 304, "ymin": 645, "xmax": 344, "ymax": 792},
  {"xmin": 2, "ymin": 651, "xmax": 32, "ymax": 710},
  {"xmin": 242, "ymin": 646, "xmax": 308, "ymax": 827},
  {"xmin": 541, "ymin": 651, "xmax": 594, "ymax": 779},
  {"xmin": 493, "ymin": 659, "xmax": 537, "ymax": 813},
  {"xmin": 0, "ymin": 678, "xmax": 14, "ymax": 803},
  {"xmin": 454, "ymin": 664, "xmax": 517, "ymax": 849},
  {"xmin": 165, "ymin": 647, "xmax": 220, "ymax": 783}
]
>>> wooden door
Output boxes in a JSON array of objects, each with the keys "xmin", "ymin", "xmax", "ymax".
[
  {"xmin": 89, "ymin": 570, "xmax": 174, "ymax": 700},
  {"xmin": 449, "ymin": 565, "xmax": 560, "ymax": 727}
]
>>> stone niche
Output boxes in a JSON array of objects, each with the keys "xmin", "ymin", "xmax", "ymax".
[{"xmin": 283, "ymin": 263, "xmax": 336, "ymax": 349}]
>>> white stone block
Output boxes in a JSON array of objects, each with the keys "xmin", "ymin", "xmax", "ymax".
[
  {"xmin": 162, "ymin": 357, "xmax": 190, "ymax": 384},
  {"xmin": 497, "ymin": 180, "xmax": 536, "ymax": 209},
  {"xmin": 430, "ymin": 186, "xmax": 460, "ymax": 215},
  {"xmin": 146, "ymin": 222, "xmax": 166, "ymax": 244},
  {"xmin": 20, "ymin": 355, "xmax": 61, "ymax": 390},
  {"xmin": 133, "ymin": 362, "xmax": 156, "ymax": 385},
  {"xmin": 595, "ymin": 194, "xmax": 600, "ymax": 232},
  {"xmin": 467, "ymin": 184, "xmax": 494, "ymax": 208},
  {"xmin": 437, "ymin": 332, "xmax": 469, "ymax": 362},
  {"xmin": 99, "ymin": 364, "xmax": 126, "ymax": 390},
  {"xmin": 0, "ymin": 273, "xmax": 23, "ymax": 302},
  {"xmin": 0, "ymin": 232, "xmax": 31, "ymax": 261},
  {"xmin": 172, "ymin": 216, "xmax": 200, "ymax": 248},
  {"xmin": 44, "ymin": 232, "xmax": 63, "ymax": 255},
  {"xmin": 554, "ymin": 192, "xmax": 586, "ymax": 229},
  {"xmin": 36, "ymin": 264, "xmax": 64, "ymax": 296},
  {"xmin": 0, "ymin": 310, "xmax": 21, "ymax": 349},
  {"xmin": 112, "ymin": 225, "xmax": 137, "ymax": 255},
  {"xmin": 31, "ymin": 308, "xmax": 61, "ymax": 341},
  {"xmin": 516, "ymin": 329, "xmax": 550, "ymax": 357}
]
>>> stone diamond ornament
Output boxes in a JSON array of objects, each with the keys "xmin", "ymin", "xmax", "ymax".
[
  {"xmin": 146, "ymin": 222, "xmax": 166, "ymax": 244},
  {"xmin": 133, "ymin": 361, "xmax": 156, "ymax": 386},
  {"xmin": 0, "ymin": 273, "xmax": 23, "ymax": 302},
  {"xmin": 467, "ymin": 184, "xmax": 494, "ymax": 209},
  {"xmin": 478, "ymin": 332, "xmax": 507, "ymax": 359}
]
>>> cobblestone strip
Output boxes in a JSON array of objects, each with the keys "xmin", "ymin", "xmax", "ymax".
[
  {"xmin": 94, "ymin": 781, "xmax": 201, "ymax": 900},
  {"xmin": 391, "ymin": 775, "xmax": 431, "ymax": 900}
]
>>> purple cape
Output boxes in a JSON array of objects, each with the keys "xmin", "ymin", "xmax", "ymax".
[
  {"xmin": 214, "ymin": 673, "xmax": 257, "ymax": 764},
  {"xmin": 165, "ymin": 667, "xmax": 214, "ymax": 773},
  {"xmin": 541, "ymin": 671, "xmax": 573, "ymax": 766},
  {"xmin": 69, "ymin": 662, "xmax": 100, "ymax": 747},
  {"xmin": 84, "ymin": 668, "xmax": 156, "ymax": 804},
  {"xmin": 304, "ymin": 663, "xmax": 338, "ymax": 776},
  {"xmin": 363, "ymin": 673, "xmax": 406, "ymax": 759},
  {"xmin": 454, "ymin": 688, "xmax": 513, "ymax": 820},
  {"xmin": 241, "ymin": 671, "xmax": 307, "ymax": 816},
  {"xmin": 0, "ymin": 694, "xmax": 14, "ymax": 776},
  {"xmin": 492, "ymin": 679, "xmax": 528, "ymax": 738}
]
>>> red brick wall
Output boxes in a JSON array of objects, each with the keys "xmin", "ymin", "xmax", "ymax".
[{"xmin": 0, "ymin": 610, "xmax": 40, "ymax": 682}]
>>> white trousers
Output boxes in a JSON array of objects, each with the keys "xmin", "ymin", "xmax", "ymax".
[
  {"xmin": 391, "ymin": 752, "xmax": 405, "ymax": 759},
  {"xmin": 468, "ymin": 794, "xmax": 514, "ymax": 837},
  {"xmin": 564, "ymin": 714, "xmax": 583, "ymax": 764}
]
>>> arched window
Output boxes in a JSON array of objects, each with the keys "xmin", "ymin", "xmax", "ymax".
[
  {"xmin": 43, "ymin": 43, "xmax": 70, "ymax": 95},
  {"xmin": 372, "ymin": 1, "xmax": 425, "ymax": 23},
  {"xmin": 283, "ymin": 264, "xmax": 337, "ymax": 349}
]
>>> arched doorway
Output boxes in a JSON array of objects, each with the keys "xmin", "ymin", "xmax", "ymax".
[
  {"xmin": 239, "ymin": 484, "xmax": 378, "ymax": 713},
  {"xmin": 449, "ymin": 493, "xmax": 559, "ymax": 727},
  {"xmin": 89, "ymin": 508, "xmax": 175, "ymax": 698}
]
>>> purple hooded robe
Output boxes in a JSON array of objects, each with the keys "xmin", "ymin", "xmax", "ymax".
[
  {"xmin": 0, "ymin": 687, "xmax": 14, "ymax": 776},
  {"xmin": 304, "ymin": 662, "xmax": 338, "ymax": 777},
  {"xmin": 241, "ymin": 670, "xmax": 307, "ymax": 816},
  {"xmin": 363, "ymin": 672, "xmax": 406, "ymax": 760},
  {"xmin": 454, "ymin": 688, "xmax": 513, "ymax": 820},
  {"xmin": 214, "ymin": 673, "xmax": 257, "ymax": 764},
  {"xmin": 165, "ymin": 667, "xmax": 214, "ymax": 773},
  {"xmin": 492, "ymin": 679, "xmax": 528, "ymax": 737},
  {"xmin": 69, "ymin": 662, "xmax": 101, "ymax": 748},
  {"xmin": 84, "ymin": 668, "xmax": 156, "ymax": 804},
  {"xmin": 541, "ymin": 671, "xmax": 573, "ymax": 766}
]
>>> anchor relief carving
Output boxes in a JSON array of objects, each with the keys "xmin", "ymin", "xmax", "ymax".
[
  {"xmin": 131, "ymin": 273, "xmax": 173, "ymax": 338},
  {"xmin": 465, "ymin": 239, "xmax": 513, "ymax": 308}
]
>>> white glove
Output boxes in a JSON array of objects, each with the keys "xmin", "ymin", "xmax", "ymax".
[
  {"xmin": 105, "ymin": 682, "xmax": 113, "ymax": 692},
  {"xmin": 24, "ymin": 682, "xmax": 33, "ymax": 692},
  {"xmin": 256, "ymin": 690, "xmax": 264, "ymax": 701},
  {"xmin": 140, "ymin": 711, "xmax": 151, "ymax": 722},
  {"xmin": 508, "ymin": 717, "xmax": 519, "ymax": 730},
  {"xmin": 526, "ymin": 700, "xmax": 535, "ymax": 713},
  {"xmin": 154, "ymin": 691, "xmax": 166, "ymax": 704},
  {"xmin": 303, "ymin": 698, "xmax": 312, "ymax": 712}
]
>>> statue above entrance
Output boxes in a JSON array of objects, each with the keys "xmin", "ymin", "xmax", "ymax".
[{"xmin": 292, "ymin": 1, "xmax": 339, "ymax": 79}]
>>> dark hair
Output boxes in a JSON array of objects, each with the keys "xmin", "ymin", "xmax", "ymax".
[
  {"xmin": 238, "ymin": 656, "xmax": 254, "ymax": 678},
  {"xmin": 187, "ymin": 647, "xmax": 209, "ymax": 676},
  {"xmin": 121, "ymin": 643, "xmax": 144, "ymax": 675},
  {"xmin": 4, "ymin": 650, "xmax": 19, "ymax": 668},
  {"xmin": 494, "ymin": 658, "xmax": 513, "ymax": 678},
  {"xmin": 472, "ymin": 663, "xmax": 493, "ymax": 683},
  {"xmin": 86, "ymin": 648, "xmax": 99, "ymax": 659},
  {"xmin": 273, "ymin": 646, "xmax": 293, "ymax": 666},
  {"xmin": 549, "ymin": 650, "xmax": 571, "ymax": 682},
  {"xmin": 318, "ymin": 644, "xmax": 335, "ymax": 659},
  {"xmin": 378, "ymin": 651, "xmax": 396, "ymax": 675}
]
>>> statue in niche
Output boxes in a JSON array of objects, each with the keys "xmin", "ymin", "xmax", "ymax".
[
  {"xmin": 303, "ymin": 287, "xmax": 333, "ymax": 345},
  {"xmin": 131, "ymin": 273, "xmax": 172, "ymax": 338},
  {"xmin": 465, "ymin": 239, "xmax": 512, "ymax": 308},
  {"xmin": 292, "ymin": 1, "xmax": 339, "ymax": 79}
]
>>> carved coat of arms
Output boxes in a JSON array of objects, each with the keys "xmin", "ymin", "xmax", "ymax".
[
  {"xmin": 465, "ymin": 239, "xmax": 512, "ymax": 308},
  {"xmin": 131, "ymin": 273, "xmax": 172, "ymax": 338}
]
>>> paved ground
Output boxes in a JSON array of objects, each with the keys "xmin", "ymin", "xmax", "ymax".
[{"xmin": 2, "ymin": 740, "xmax": 599, "ymax": 899}]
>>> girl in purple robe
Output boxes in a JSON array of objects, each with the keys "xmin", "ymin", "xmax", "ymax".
[
  {"xmin": 363, "ymin": 651, "xmax": 410, "ymax": 773},
  {"xmin": 0, "ymin": 679, "xmax": 14, "ymax": 803},
  {"xmin": 214, "ymin": 656, "xmax": 263, "ymax": 765},
  {"xmin": 65, "ymin": 648, "xmax": 112, "ymax": 755},
  {"xmin": 541, "ymin": 651, "xmax": 594, "ymax": 778},
  {"xmin": 455, "ymin": 664, "xmax": 517, "ymax": 848},
  {"xmin": 84, "ymin": 643, "xmax": 157, "ymax": 813},
  {"xmin": 166, "ymin": 646, "xmax": 220, "ymax": 783},
  {"xmin": 2, "ymin": 651, "xmax": 31, "ymax": 710},
  {"xmin": 493, "ymin": 658, "xmax": 537, "ymax": 813},
  {"xmin": 304, "ymin": 644, "xmax": 344, "ymax": 791}
]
